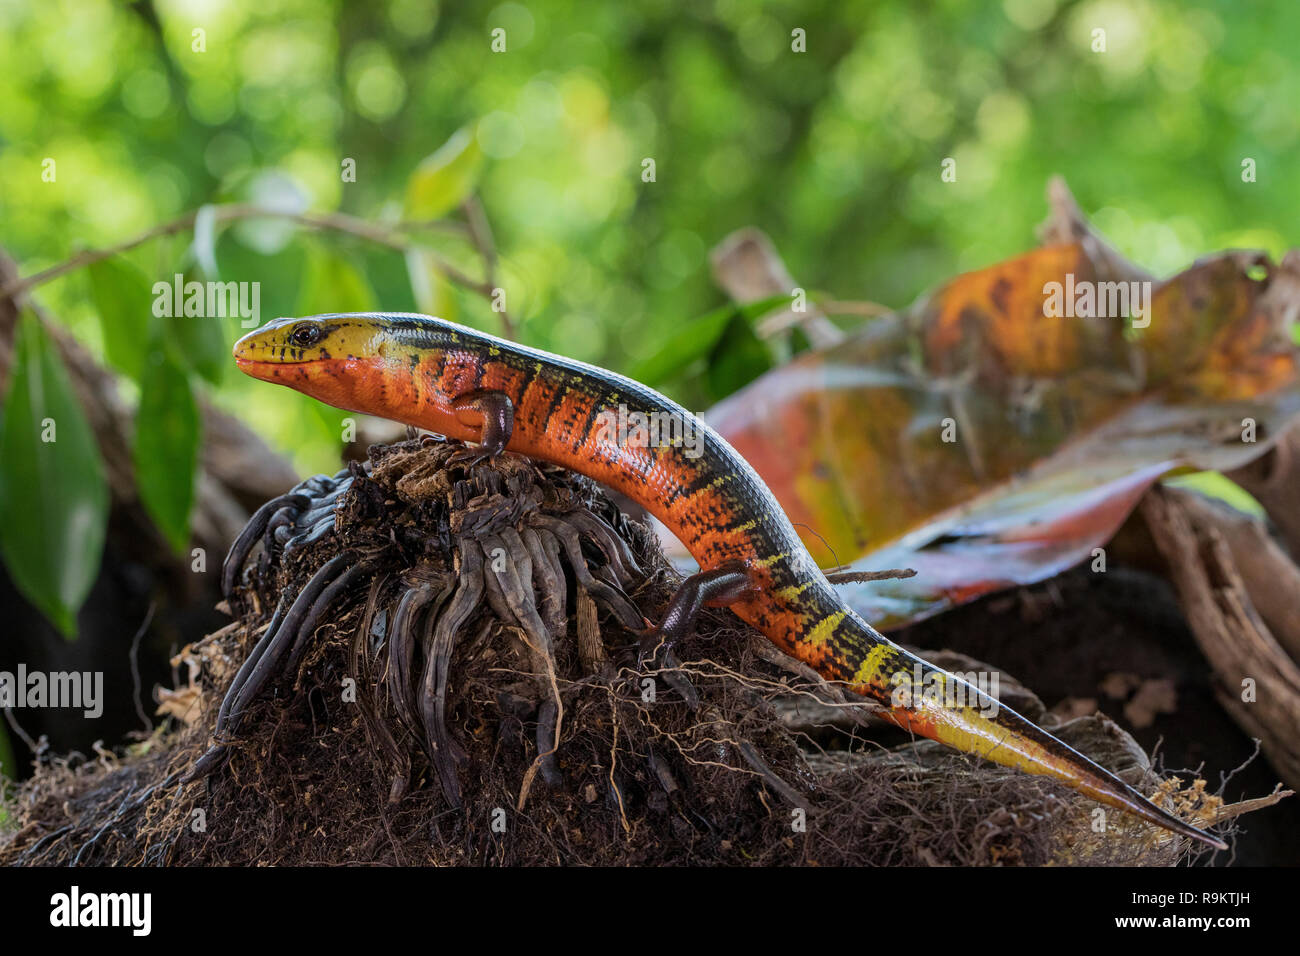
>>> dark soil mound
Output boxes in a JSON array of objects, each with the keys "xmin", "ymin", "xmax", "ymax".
[{"xmin": 0, "ymin": 441, "xmax": 1229, "ymax": 865}]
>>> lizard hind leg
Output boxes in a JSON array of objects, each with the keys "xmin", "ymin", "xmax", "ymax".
[{"xmin": 637, "ymin": 563, "xmax": 753, "ymax": 669}]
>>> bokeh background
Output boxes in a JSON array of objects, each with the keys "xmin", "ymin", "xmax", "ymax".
[{"xmin": 3, "ymin": 0, "xmax": 1298, "ymax": 467}]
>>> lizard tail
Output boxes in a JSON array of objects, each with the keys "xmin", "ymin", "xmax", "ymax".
[{"xmin": 843, "ymin": 621, "xmax": 1226, "ymax": 850}]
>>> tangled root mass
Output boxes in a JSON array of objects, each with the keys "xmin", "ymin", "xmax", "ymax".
[{"xmin": 0, "ymin": 439, "xmax": 1217, "ymax": 865}]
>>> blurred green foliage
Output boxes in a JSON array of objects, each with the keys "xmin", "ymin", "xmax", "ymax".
[
  {"xmin": 0, "ymin": 0, "xmax": 1295, "ymax": 634},
  {"xmin": 5, "ymin": 0, "xmax": 1298, "ymax": 401},
  {"xmin": 0, "ymin": 722, "xmax": 13, "ymax": 795},
  {"xmin": 0, "ymin": 313, "xmax": 109, "ymax": 636}
]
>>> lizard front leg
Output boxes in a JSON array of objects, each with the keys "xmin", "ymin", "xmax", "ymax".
[{"xmin": 448, "ymin": 389, "xmax": 514, "ymax": 464}]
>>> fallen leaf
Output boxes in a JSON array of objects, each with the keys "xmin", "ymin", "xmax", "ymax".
[{"xmin": 679, "ymin": 186, "xmax": 1300, "ymax": 630}]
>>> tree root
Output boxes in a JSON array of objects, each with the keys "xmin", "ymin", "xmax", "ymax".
[{"xmin": 0, "ymin": 440, "xmax": 1260, "ymax": 866}]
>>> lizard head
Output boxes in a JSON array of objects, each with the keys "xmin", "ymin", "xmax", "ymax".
[
  {"xmin": 233, "ymin": 312, "xmax": 417, "ymax": 415},
  {"xmin": 233, "ymin": 314, "xmax": 380, "ymax": 368},
  {"xmin": 232, "ymin": 312, "xmax": 472, "ymax": 432}
]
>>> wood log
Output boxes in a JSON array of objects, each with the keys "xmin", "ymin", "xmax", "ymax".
[{"xmin": 1142, "ymin": 486, "xmax": 1300, "ymax": 789}]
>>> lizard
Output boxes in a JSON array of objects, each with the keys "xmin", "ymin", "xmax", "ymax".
[{"xmin": 231, "ymin": 311, "xmax": 1225, "ymax": 850}]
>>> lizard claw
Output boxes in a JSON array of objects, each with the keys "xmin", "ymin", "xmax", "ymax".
[
  {"xmin": 635, "ymin": 628, "xmax": 699, "ymax": 709},
  {"xmin": 446, "ymin": 445, "xmax": 497, "ymax": 469},
  {"xmin": 636, "ymin": 627, "xmax": 666, "ymax": 670}
]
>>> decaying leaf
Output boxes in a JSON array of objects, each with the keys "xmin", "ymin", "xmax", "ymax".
[{"xmin": 684, "ymin": 186, "xmax": 1300, "ymax": 629}]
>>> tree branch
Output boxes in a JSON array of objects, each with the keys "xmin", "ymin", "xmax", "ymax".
[{"xmin": 0, "ymin": 203, "xmax": 501, "ymax": 318}]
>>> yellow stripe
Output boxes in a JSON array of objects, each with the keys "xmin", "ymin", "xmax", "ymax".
[
  {"xmin": 776, "ymin": 580, "xmax": 813, "ymax": 601},
  {"xmin": 851, "ymin": 640, "xmax": 900, "ymax": 687},
  {"xmin": 805, "ymin": 610, "xmax": 847, "ymax": 647}
]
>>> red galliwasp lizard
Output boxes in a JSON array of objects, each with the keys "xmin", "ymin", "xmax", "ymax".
[{"xmin": 232, "ymin": 311, "xmax": 1225, "ymax": 850}]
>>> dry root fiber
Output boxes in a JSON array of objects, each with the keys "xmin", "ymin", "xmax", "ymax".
[{"xmin": 0, "ymin": 440, "xmax": 1240, "ymax": 866}]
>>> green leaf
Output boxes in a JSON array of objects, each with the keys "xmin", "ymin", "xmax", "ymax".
[
  {"xmin": 134, "ymin": 344, "xmax": 201, "ymax": 554},
  {"xmin": 86, "ymin": 256, "xmax": 158, "ymax": 382},
  {"xmin": 788, "ymin": 324, "xmax": 814, "ymax": 357},
  {"xmin": 405, "ymin": 248, "xmax": 459, "ymax": 321},
  {"xmin": 404, "ymin": 126, "xmax": 484, "ymax": 221},
  {"xmin": 230, "ymin": 171, "xmax": 310, "ymax": 256},
  {"xmin": 305, "ymin": 396, "xmax": 348, "ymax": 450},
  {"xmin": 0, "ymin": 312, "xmax": 109, "ymax": 638},
  {"xmin": 162, "ymin": 272, "xmax": 230, "ymax": 386},
  {"xmin": 167, "ymin": 312, "xmax": 228, "ymax": 386},
  {"xmin": 298, "ymin": 244, "xmax": 377, "ymax": 316},
  {"xmin": 0, "ymin": 719, "xmax": 14, "ymax": 781},
  {"xmin": 360, "ymin": 245, "xmax": 420, "ymax": 313},
  {"xmin": 1164, "ymin": 471, "xmax": 1265, "ymax": 517},
  {"xmin": 218, "ymin": 231, "xmax": 309, "ymax": 323},
  {"xmin": 192, "ymin": 203, "xmax": 220, "ymax": 279},
  {"xmin": 628, "ymin": 293, "xmax": 789, "ymax": 387},
  {"xmin": 705, "ymin": 312, "xmax": 775, "ymax": 401}
]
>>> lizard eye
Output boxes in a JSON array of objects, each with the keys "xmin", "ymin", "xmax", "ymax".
[{"xmin": 290, "ymin": 325, "xmax": 322, "ymax": 348}]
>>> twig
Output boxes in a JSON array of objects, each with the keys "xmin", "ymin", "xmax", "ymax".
[
  {"xmin": 0, "ymin": 204, "xmax": 500, "ymax": 314},
  {"xmin": 825, "ymin": 567, "xmax": 916, "ymax": 584},
  {"xmin": 128, "ymin": 602, "xmax": 157, "ymax": 734},
  {"xmin": 607, "ymin": 695, "xmax": 630, "ymax": 836},
  {"xmin": 817, "ymin": 299, "xmax": 893, "ymax": 319},
  {"xmin": 709, "ymin": 227, "xmax": 845, "ymax": 348},
  {"xmin": 2, "ymin": 706, "xmax": 37, "ymax": 754},
  {"xmin": 462, "ymin": 197, "xmax": 515, "ymax": 340},
  {"xmin": 1213, "ymin": 784, "xmax": 1292, "ymax": 822}
]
